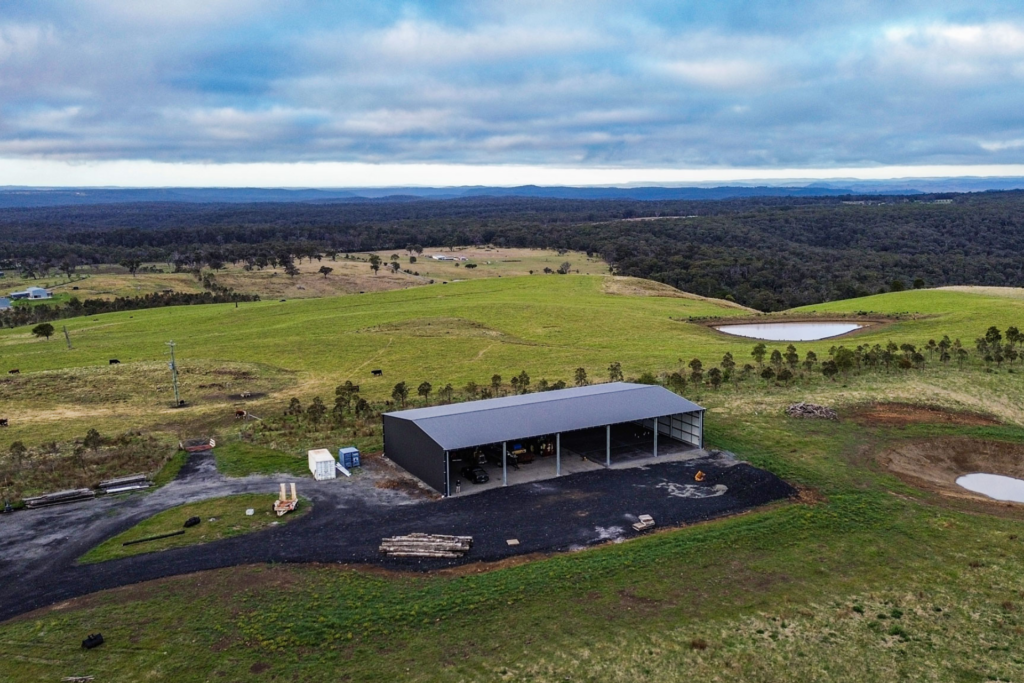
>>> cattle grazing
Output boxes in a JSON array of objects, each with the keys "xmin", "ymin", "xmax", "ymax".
[
  {"xmin": 0, "ymin": 419, "xmax": 8, "ymax": 427},
  {"xmin": 8, "ymin": 369, "xmax": 19, "ymax": 374},
  {"xmin": 235, "ymin": 410, "xmax": 247, "ymax": 419},
  {"xmin": 371, "ymin": 369, "xmax": 383, "ymax": 377},
  {"xmin": 239, "ymin": 391, "xmax": 252, "ymax": 398},
  {"xmin": 109, "ymin": 359, "xmax": 120, "ymax": 365}
]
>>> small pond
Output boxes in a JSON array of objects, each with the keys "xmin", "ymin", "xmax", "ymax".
[
  {"xmin": 715, "ymin": 322, "xmax": 864, "ymax": 342},
  {"xmin": 956, "ymin": 473, "xmax": 1024, "ymax": 503}
]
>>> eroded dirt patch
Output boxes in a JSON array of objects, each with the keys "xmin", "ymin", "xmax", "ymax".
[
  {"xmin": 850, "ymin": 403, "xmax": 1001, "ymax": 428},
  {"xmin": 878, "ymin": 437, "xmax": 1024, "ymax": 503}
]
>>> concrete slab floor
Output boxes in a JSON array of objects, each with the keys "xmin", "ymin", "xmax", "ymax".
[{"xmin": 449, "ymin": 442, "xmax": 708, "ymax": 497}]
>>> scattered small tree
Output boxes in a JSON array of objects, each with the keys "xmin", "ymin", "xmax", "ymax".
[
  {"xmin": 667, "ymin": 371, "xmax": 687, "ymax": 393},
  {"xmin": 752, "ymin": 343, "xmax": 767, "ymax": 368},
  {"xmin": 557, "ymin": 261, "xmax": 572, "ymax": 275},
  {"xmin": 307, "ymin": 397, "xmax": 327, "ymax": 428},
  {"xmin": 439, "ymin": 383, "xmax": 454, "ymax": 403},
  {"xmin": 777, "ymin": 368, "xmax": 793, "ymax": 385},
  {"xmin": 286, "ymin": 397, "xmax": 303, "ymax": 416},
  {"xmin": 688, "ymin": 358, "xmax": 703, "ymax": 386},
  {"xmin": 491, "ymin": 374, "xmax": 502, "ymax": 395},
  {"xmin": 318, "ymin": 266, "xmax": 333, "ymax": 278},
  {"xmin": 708, "ymin": 367, "xmax": 723, "ymax": 390},
  {"xmin": 32, "ymin": 323, "xmax": 55, "ymax": 341},
  {"xmin": 417, "ymin": 381, "xmax": 433, "ymax": 404},
  {"xmin": 821, "ymin": 360, "xmax": 839, "ymax": 381},
  {"xmin": 392, "ymin": 381, "xmax": 409, "ymax": 406},
  {"xmin": 9, "ymin": 441, "xmax": 27, "ymax": 466},
  {"xmin": 608, "ymin": 362, "xmax": 623, "ymax": 382},
  {"xmin": 83, "ymin": 428, "xmax": 103, "ymax": 451},
  {"xmin": 516, "ymin": 370, "xmax": 530, "ymax": 393},
  {"xmin": 574, "ymin": 367, "xmax": 589, "ymax": 386},
  {"xmin": 369, "ymin": 254, "xmax": 382, "ymax": 275},
  {"xmin": 802, "ymin": 350, "xmax": 818, "ymax": 373},
  {"xmin": 465, "ymin": 381, "xmax": 479, "ymax": 397},
  {"xmin": 637, "ymin": 371, "xmax": 658, "ymax": 385}
]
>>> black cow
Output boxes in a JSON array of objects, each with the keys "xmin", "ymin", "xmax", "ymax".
[
  {"xmin": 109, "ymin": 359, "xmax": 120, "ymax": 365},
  {"xmin": 0, "ymin": 419, "xmax": 8, "ymax": 427},
  {"xmin": 7, "ymin": 369, "xmax": 18, "ymax": 374},
  {"xmin": 371, "ymin": 369, "xmax": 383, "ymax": 377}
]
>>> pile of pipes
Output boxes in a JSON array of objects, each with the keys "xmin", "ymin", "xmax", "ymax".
[
  {"xmin": 24, "ymin": 489, "xmax": 96, "ymax": 509},
  {"xmin": 786, "ymin": 402, "xmax": 838, "ymax": 420},
  {"xmin": 98, "ymin": 474, "xmax": 152, "ymax": 494},
  {"xmin": 379, "ymin": 533, "xmax": 473, "ymax": 559}
]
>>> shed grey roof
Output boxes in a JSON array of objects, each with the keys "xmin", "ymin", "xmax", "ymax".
[{"xmin": 384, "ymin": 382, "xmax": 703, "ymax": 451}]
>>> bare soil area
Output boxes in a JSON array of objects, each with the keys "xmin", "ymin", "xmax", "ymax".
[
  {"xmin": 878, "ymin": 437, "xmax": 1024, "ymax": 503},
  {"xmin": 603, "ymin": 277, "xmax": 755, "ymax": 311},
  {"xmin": 849, "ymin": 403, "xmax": 1001, "ymax": 428}
]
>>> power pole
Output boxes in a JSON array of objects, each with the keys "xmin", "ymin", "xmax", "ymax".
[
  {"xmin": 63, "ymin": 325, "xmax": 72, "ymax": 350},
  {"xmin": 167, "ymin": 341, "xmax": 181, "ymax": 407}
]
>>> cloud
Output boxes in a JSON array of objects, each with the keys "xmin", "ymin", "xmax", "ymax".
[
  {"xmin": 1, "ymin": 2, "xmax": 1024, "ymax": 172},
  {"xmin": 876, "ymin": 21, "xmax": 1024, "ymax": 83},
  {"xmin": 659, "ymin": 59, "xmax": 773, "ymax": 89}
]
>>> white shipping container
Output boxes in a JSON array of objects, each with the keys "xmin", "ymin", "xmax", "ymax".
[{"xmin": 308, "ymin": 449, "xmax": 337, "ymax": 480}]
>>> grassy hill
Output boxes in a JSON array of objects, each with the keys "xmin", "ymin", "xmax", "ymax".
[
  {"xmin": 2, "ymin": 276, "xmax": 1023, "ymax": 451},
  {"xmin": 4, "ymin": 277, "xmax": 1024, "ymax": 681}
]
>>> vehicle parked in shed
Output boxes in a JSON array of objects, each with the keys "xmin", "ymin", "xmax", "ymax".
[{"xmin": 460, "ymin": 465, "xmax": 489, "ymax": 484}]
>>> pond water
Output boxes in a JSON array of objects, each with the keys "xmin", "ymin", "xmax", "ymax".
[
  {"xmin": 715, "ymin": 322, "xmax": 864, "ymax": 342},
  {"xmin": 956, "ymin": 473, "xmax": 1024, "ymax": 503}
]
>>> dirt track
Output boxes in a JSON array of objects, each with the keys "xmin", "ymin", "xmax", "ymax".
[
  {"xmin": 850, "ymin": 403, "xmax": 1001, "ymax": 428},
  {"xmin": 0, "ymin": 450, "xmax": 793, "ymax": 623}
]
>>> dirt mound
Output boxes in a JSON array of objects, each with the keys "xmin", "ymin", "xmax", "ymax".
[
  {"xmin": 850, "ymin": 403, "xmax": 1000, "ymax": 427},
  {"xmin": 878, "ymin": 437, "xmax": 1024, "ymax": 502}
]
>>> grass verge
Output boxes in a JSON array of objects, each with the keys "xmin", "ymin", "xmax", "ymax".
[
  {"xmin": 78, "ymin": 493, "xmax": 305, "ymax": 564},
  {"xmin": 213, "ymin": 441, "xmax": 310, "ymax": 477}
]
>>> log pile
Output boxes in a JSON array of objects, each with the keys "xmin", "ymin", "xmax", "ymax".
[
  {"xmin": 98, "ymin": 473, "xmax": 152, "ymax": 494},
  {"xmin": 24, "ymin": 488, "xmax": 96, "ymax": 509},
  {"xmin": 786, "ymin": 402, "xmax": 838, "ymax": 420},
  {"xmin": 379, "ymin": 533, "xmax": 473, "ymax": 559}
]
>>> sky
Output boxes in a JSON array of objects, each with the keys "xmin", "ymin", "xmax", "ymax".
[{"xmin": 1, "ymin": 0, "xmax": 1024, "ymax": 187}]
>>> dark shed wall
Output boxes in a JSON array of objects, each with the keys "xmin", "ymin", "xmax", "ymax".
[{"xmin": 383, "ymin": 415, "xmax": 447, "ymax": 494}]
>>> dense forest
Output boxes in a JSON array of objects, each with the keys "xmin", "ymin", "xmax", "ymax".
[{"xmin": 2, "ymin": 191, "xmax": 1023, "ymax": 311}]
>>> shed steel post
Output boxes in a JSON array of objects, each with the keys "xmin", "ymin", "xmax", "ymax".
[
  {"xmin": 503, "ymin": 441, "xmax": 507, "ymax": 486},
  {"xmin": 699, "ymin": 411, "xmax": 704, "ymax": 449},
  {"xmin": 653, "ymin": 417, "xmax": 658, "ymax": 457},
  {"xmin": 444, "ymin": 451, "xmax": 450, "ymax": 497},
  {"xmin": 556, "ymin": 433, "xmax": 561, "ymax": 476},
  {"xmin": 606, "ymin": 425, "xmax": 611, "ymax": 467}
]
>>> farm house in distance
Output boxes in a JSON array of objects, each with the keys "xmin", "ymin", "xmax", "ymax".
[
  {"xmin": 382, "ymin": 382, "xmax": 704, "ymax": 496},
  {"xmin": 8, "ymin": 286, "xmax": 51, "ymax": 300}
]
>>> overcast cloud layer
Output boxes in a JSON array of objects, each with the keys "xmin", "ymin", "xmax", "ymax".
[{"xmin": 2, "ymin": 0, "xmax": 1024, "ymax": 177}]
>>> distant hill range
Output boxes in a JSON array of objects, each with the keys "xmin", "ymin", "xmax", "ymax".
[{"xmin": 1, "ymin": 177, "xmax": 1023, "ymax": 208}]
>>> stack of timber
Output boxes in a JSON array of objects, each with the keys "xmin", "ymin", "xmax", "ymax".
[
  {"xmin": 379, "ymin": 533, "xmax": 473, "ymax": 559},
  {"xmin": 98, "ymin": 473, "xmax": 152, "ymax": 494},
  {"xmin": 24, "ymin": 489, "xmax": 96, "ymax": 509},
  {"xmin": 632, "ymin": 514, "xmax": 656, "ymax": 532},
  {"xmin": 786, "ymin": 402, "xmax": 838, "ymax": 420}
]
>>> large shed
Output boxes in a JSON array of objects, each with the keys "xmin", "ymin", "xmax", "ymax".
[{"xmin": 382, "ymin": 382, "xmax": 704, "ymax": 496}]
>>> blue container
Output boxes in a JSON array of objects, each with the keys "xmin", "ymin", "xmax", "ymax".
[{"xmin": 339, "ymin": 447, "xmax": 361, "ymax": 469}]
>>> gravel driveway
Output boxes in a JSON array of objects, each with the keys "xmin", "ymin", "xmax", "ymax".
[{"xmin": 0, "ymin": 449, "xmax": 794, "ymax": 623}]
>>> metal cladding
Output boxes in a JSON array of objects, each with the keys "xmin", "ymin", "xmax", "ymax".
[{"xmin": 383, "ymin": 382, "xmax": 703, "ymax": 451}]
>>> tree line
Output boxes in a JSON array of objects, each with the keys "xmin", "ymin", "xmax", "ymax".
[{"xmin": 2, "ymin": 191, "xmax": 1024, "ymax": 310}]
